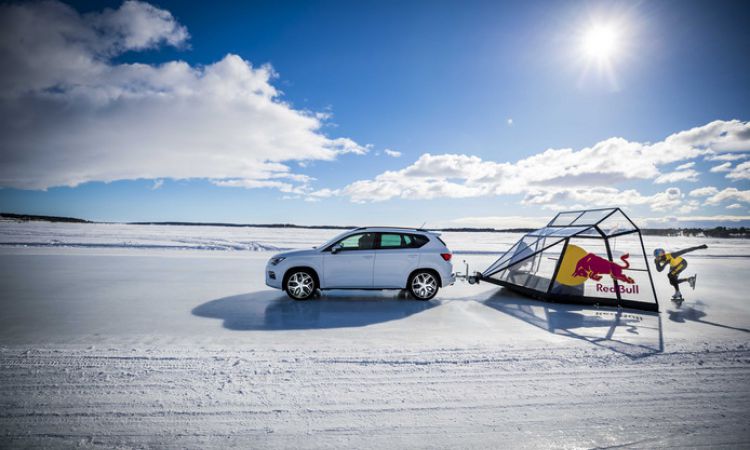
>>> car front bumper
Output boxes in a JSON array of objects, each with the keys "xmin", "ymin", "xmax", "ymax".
[{"xmin": 265, "ymin": 267, "xmax": 283, "ymax": 289}]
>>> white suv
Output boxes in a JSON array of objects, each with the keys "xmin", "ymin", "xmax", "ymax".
[{"xmin": 265, "ymin": 227, "xmax": 455, "ymax": 300}]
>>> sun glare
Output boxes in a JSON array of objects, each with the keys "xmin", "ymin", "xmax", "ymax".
[
  {"xmin": 574, "ymin": 17, "xmax": 631, "ymax": 90},
  {"xmin": 582, "ymin": 24, "xmax": 619, "ymax": 61}
]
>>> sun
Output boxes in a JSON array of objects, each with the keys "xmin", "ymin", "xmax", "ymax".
[{"xmin": 581, "ymin": 24, "xmax": 620, "ymax": 61}]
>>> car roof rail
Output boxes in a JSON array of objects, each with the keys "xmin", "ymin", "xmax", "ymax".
[{"xmin": 352, "ymin": 226, "xmax": 432, "ymax": 233}]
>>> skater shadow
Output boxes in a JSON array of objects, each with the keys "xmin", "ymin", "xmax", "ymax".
[
  {"xmin": 192, "ymin": 290, "xmax": 437, "ymax": 330},
  {"xmin": 667, "ymin": 301, "xmax": 750, "ymax": 334},
  {"xmin": 481, "ymin": 288, "xmax": 664, "ymax": 359}
]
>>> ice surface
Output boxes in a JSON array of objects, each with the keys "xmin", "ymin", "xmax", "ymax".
[{"xmin": 0, "ymin": 222, "xmax": 748, "ymax": 448}]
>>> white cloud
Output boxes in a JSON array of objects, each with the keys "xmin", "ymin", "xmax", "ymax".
[
  {"xmin": 726, "ymin": 203, "xmax": 743, "ymax": 210},
  {"xmin": 640, "ymin": 214, "xmax": 750, "ymax": 226},
  {"xmin": 450, "ymin": 216, "xmax": 548, "ymax": 229},
  {"xmin": 705, "ymin": 152, "xmax": 749, "ymax": 161},
  {"xmin": 520, "ymin": 187, "xmax": 686, "ymax": 212},
  {"xmin": 654, "ymin": 169, "xmax": 699, "ymax": 184},
  {"xmin": 662, "ymin": 119, "xmax": 750, "ymax": 153},
  {"xmin": 384, "ymin": 149, "xmax": 402, "ymax": 158},
  {"xmin": 318, "ymin": 120, "xmax": 750, "ymax": 211},
  {"xmin": 709, "ymin": 162, "xmax": 732, "ymax": 173},
  {"xmin": 0, "ymin": 1, "xmax": 367, "ymax": 191},
  {"xmin": 689, "ymin": 186, "xmax": 719, "ymax": 197},
  {"xmin": 727, "ymin": 161, "xmax": 750, "ymax": 180},
  {"xmin": 675, "ymin": 162, "xmax": 695, "ymax": 170},
  {"xmin": 704, "ymin": 188, "xmax": 750, "ymax": 206}
]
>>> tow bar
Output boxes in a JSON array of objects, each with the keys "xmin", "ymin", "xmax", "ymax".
[{"xmin": 455, "ymin": 260, "xmax": 482, "ymax": 285}]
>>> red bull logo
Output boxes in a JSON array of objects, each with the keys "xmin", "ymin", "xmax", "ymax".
[
  {"xmin": 572, "ymin": 253, "xmax": 635, "ymax": 284},
  {"xmin": 555, "ymin": 244, "xmax": 638, "ymax": 289}
]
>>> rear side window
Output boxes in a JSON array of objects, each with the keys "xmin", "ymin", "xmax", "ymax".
[
  {"xmin": 379, "ymin": 233, "xmax": 403, "ymax": 248},
  {"xmin": 411, "ymin": 234, "xmax": 429, "ymax": 248},
  {"xmin": 376, "ymin": 233, "xmax": 429, "ymax": 249}
]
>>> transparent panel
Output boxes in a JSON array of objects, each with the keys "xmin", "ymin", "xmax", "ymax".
[
  {"xmin": 528, "ymin": 226, "xmax": 592, "ymax": 238},
  {"xmin": 486, "ymin": 241, "xmax": 564, "ymax": 292},
  {"xmin": 549, "ymin": 211, "xmax": 583, "ymax": 227},
  {"xmin": 527, "ymin": 227, "xmax": 559, "ymax": 237},
  {"xmin": 598, "ymin": 210, "xmax": 636, "ymax": 236},
  {"xmin": 549, "ymin": 238, "xmax": 618, "ymax": 300},
  {"xmin": 571, "ymin": 209, "xmax": 616, "ymax": 226},
  {"xmin": 608, "ymin": 234, "xmax": 656, "ymax": 304},
  {"xmin": 483, "ymin": 233, "xmax": 568, "ymax": 277},
  {"xmin": 576, "ymin": 227, "xmax": 603, "ymax": 238},
  {"xmin": 483, "ymin": 235, "xmax": 543, "ymax": 276},
  {"xmin": 553, "ymin": 226, "xmax": 592, "ymax": 237},
  {"xmin": 483, "ymin": 240, "xmax": 523, "ymax": 276}
]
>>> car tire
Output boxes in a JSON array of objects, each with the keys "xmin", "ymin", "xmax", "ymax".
[
  {"xmin": 408, "ymin": 270, "xmax": 439, "ymax": 300},
  {"xmin": 284, "ymin": 269, "xmax": 317, "ymax": 300}
]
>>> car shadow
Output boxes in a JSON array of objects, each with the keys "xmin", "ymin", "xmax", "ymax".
[
  {"xmin": 192, "ymin": 290, "xmax": 437, "ymax": 330},
  {"xmin": 479, "ymin": 288, "xmax": 664, "ymax": 359},
  {"xmin": 667, "ymin": 300, "xmax": 750, "ymax": 333}
]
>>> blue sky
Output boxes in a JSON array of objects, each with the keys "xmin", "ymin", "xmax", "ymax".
[{"xmin": 0, "ymin": 0, "xmax": 748, "ymax": 227}]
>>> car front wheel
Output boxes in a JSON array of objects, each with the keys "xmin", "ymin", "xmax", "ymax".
[
  {"xmin": 408, "ymin": 270, "xmax": 439, "ymax": 300},
  {"xmin": 285, "ymin": 270, "xmax": 316, "ymax": 300}
]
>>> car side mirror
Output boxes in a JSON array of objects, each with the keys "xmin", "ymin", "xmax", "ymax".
[{"xmin": 331, "ymin": 244, "xmax": 343, "ymax": 254}]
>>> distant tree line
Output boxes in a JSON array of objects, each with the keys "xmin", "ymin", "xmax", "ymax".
[
  {"xmin": 641, "ymin": 227, "xmax": 750, "ymax": 238},
  {"xmin": 0, "ymin": 212, "xmax": 90, "ymax": 223},
  {"xmin": 2, "ymin": 212, "xmax": 748, "ymax": 238}
]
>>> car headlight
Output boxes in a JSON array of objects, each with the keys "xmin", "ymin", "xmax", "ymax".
[{"xmin": 269, "ymin": 256, "xmax": 286, "ymax": 266}]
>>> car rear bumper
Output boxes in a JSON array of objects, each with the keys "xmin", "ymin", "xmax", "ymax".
[{"xmin": 443, "ymin": 271, "xmax": 456, "ymax": 287}]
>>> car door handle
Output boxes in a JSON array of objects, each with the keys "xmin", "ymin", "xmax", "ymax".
[
  {"xmin": 407, "ymin": 254, "xmax": 417, "ymax": 258},
  {"xmin": 362, "ymin": 255, "xmax": 373, "ymax": 259}
]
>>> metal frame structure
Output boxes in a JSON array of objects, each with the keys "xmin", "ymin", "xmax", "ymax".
[{"xmin": 477, "ymin": 207, "xmax": 659, "ymax": 312}]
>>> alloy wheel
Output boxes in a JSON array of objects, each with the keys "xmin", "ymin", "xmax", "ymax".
[
  {"xmin": 411, "ymin": 272, "xmax": 437, "ymax": 299},
  {"xmin": 287, "ymin": 272, "xmax": 314, "ymax": 299}
]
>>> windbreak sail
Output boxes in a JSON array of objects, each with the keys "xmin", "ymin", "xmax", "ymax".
[
  {"xmin": 480, "ymin": 208, "xmax": 658, "ymax": 312},
  {"xmin": 483, "ymin": 226, "xmax": 592, "ymax": 277},
  {"xmin": 484, "ymin": 240, "xmax": 565, "ymax": 294},
  {"xmin": 572, "ymin": 209, "xmax": 615, "ymax": 226},
  {"xmin": 597, "ymin": 209, "xmax": 638, "ymax": 236}
]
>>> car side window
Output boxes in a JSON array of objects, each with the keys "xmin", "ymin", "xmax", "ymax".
[
  {"xmin": 336, "ymin": 232, "xmax": 376, "ymax": 251},
  {"xmin": 411, "ymin": 234, "xmax": 429, "ymax": 248},
  {"xmin": 379, "ymin": 233, "xmax": 404, "ymax": 249}
]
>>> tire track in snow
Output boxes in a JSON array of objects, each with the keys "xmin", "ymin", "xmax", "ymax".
[{"xmin": 1, "ymin": 345, "xmax": 748, "ymax": 448}]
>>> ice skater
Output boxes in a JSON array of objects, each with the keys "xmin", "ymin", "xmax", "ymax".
[{"xmin": 653, "ymin": 244, "xmax": 708, "ymax": 303}]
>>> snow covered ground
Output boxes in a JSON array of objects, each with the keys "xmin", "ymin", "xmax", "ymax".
[
  {"xmin": 0, "ymin": 222, "xmax": 749, "ymax": 448},
  {"xmin": 3, "ymin": 219, "xmax": 750, "ymax": 256}
]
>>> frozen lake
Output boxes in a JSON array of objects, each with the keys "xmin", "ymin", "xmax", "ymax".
[{"xmin": 0, "ymin": 222, "xmax": 748, "ymax": 448}]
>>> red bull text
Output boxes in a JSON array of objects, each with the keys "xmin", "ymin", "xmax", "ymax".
[{"xmin": 596, "ymin": 283, "xmax": 640, "ymax": 294}]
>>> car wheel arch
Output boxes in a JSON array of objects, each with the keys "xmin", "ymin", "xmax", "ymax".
[
  {"xmin": 283, "ymin": 266, "xmax": 321, "ymax": 289},
  {"xmin": 406, "ymin": 267, "xmax": 442, "ymax": 288}
]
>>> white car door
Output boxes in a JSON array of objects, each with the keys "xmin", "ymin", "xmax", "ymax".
[
  {"xmin": 323, "ymin": 232, "xmax": 376, "ymax": 288},
  {"xmin": 373, "ymin": 233, "xmax": 419, "ymax": 288}
]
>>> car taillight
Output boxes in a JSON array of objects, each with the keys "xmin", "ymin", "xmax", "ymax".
[{"xmin": 440, "ymin": 253, "xmax": 452, "ymax": 261}]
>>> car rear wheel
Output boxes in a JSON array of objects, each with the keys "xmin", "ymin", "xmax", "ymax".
[
  {"xmin": 285, "ymin": 270, "xmax": 316, "ymax": 300},
  {"xmin": 408, "ymin": 270, "xmax": 439, "ymax": 300}
]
